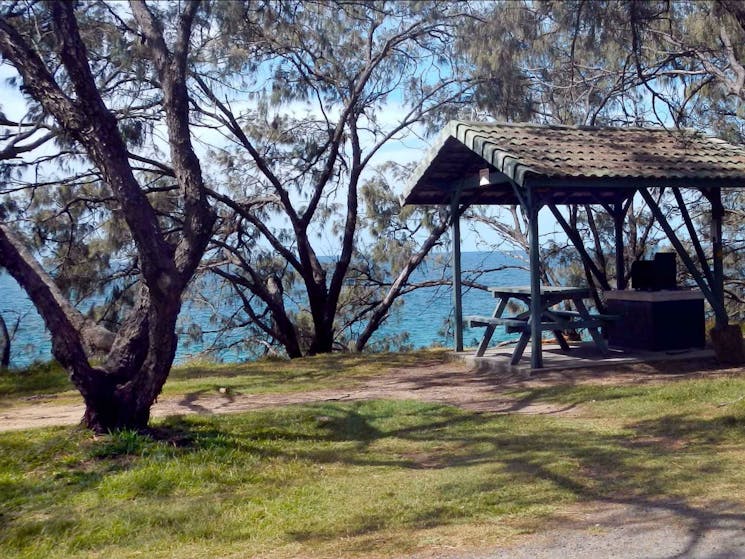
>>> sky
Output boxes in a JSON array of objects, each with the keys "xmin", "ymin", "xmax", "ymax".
[{"xmin": 0, "ymin": 30, "xmax": 574, "ymax": 260}]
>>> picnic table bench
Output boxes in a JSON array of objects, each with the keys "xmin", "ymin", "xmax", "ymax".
[{"xmin": 465, "ymin": 286, "xmax": 619, "ymax": 365}]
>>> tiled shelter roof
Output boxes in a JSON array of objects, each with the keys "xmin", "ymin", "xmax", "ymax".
[{"xmin": 403, "ymin": 121, "xmax": 745, "ymax": 205}]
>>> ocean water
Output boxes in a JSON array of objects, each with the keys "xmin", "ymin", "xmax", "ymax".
[{"xmin": 0, "ymin": 251, "xmax": 528, "ymax": 368}]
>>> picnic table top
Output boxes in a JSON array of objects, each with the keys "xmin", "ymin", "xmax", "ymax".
[{"xmin": 487, "ymin": 285, "xmax": 591, "ymax": 297}]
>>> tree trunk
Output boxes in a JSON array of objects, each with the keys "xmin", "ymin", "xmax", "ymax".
[
  {"xmin": 81, "ymin": 292, "xmax": 181, "ymax": 432},
  {"xmin": 0, "ymin": 2, "xmax": 214, "ymax": 432},
  {"xmin": 298, "ymin": 251, "xmax": 334, "ymax": 355},
  {"xmin": 0, "ymin": 313, "xmax": 9, "ymax": 369},
  {"xmin": 265, "ymin": 275, "xmax": 303, "ymax": 358},
  {"xmin": 276, "ymin": 322, "xmax": 303, "ymax": 359},
  {"xmin": 307, "ymin": 316, "xmax": 335, "ymax": 355},
  {"xmin": 354, "ymin": 216, "xmax": 450, "ymax": 352},
  {"xmin": 0, "ymin": 227, "xmax": 182, "ymax": 432}
]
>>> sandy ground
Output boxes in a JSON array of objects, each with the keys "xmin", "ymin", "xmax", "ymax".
[
  {"xmin": 2, "ymin": 356, "xmax": 735, "ymax": 432},
  {"xmin": 419, "ymin": 501, "xmax": 745, "ymax": 559},
  {"xmin": 4, "ymin": 357, "xmax": 745, "ymax": 558}
]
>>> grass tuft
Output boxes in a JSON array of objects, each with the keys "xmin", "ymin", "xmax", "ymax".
[{"xmin": 88, "ymin": 430, "xmax": 151, "ymax": 459}]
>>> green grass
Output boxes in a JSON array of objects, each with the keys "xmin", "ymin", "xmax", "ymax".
[
  {"xmin": 0, "ymin": 349, "xmax": 451, "ymax": 405},
  {"xmin": 4, "ymin": 367, "xmax": 745, "ymax": 558},
  {"xmin": 0, "ymin": 361, "xmax": 74, "ymax": 401},
  {"xmin": 161, "ymin": 349, "xmax": 451, "ymax": 397}
]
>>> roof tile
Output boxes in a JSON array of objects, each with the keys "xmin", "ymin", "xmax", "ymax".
[{"xmin": 404, "ymin": 121, "xmax": 745, "ymax": 205}]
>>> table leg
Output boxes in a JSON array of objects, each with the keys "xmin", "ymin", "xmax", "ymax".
[
  {"xmin": 493, "ymin": 298, "xmax": 508, "ymax": 318},
  {"xmin": 543, "ymin": 309, "xmax": 571, "ymax": 351},
  {"xmin": 573, "ymin": 297, "xmax": 608, "ymax": 355},
  {"xmin": 476, "ymin": 324, "xmax": 496, "ymax": 357},
  {"xmin": 511, "ymin": 330, "xmax": 531, "ymax": 365},
  {"xmin": 553, "ymin": 330, "xmax": 570, "ymax": 351},
  {"xmin": 474, "ymin": 298, "xmax": 509, "ymax": 357}
]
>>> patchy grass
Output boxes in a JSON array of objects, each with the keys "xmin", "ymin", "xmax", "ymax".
[
  {"xmin": 161, "ymin": 348, "xmax": 451, "ymax": 397},
  {"xmin": 0, "ymin": 348, "xmax": 451, "ymax": 406},
  {"xmin": 503, "ymin": 372, "xmax": 745, "ymax": 428},
  {"xmin": 0, "ymin": 361, "xmax": 76, "ymax": 402},
  {"xmin": 4, "ymin": 369, "xmax": 745, "ymax": 558}
]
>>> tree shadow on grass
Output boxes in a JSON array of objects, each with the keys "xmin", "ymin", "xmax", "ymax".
[
  {"xmin": 248, "ymin": 404, "xmax": 745, "ymax": 556},
  {"xmin": 170, "ymin": 350, "xmax": 450, "ymax": 382},
  {"xmin": 149, "ymin": 399, "xmax": 745, "ymax": 557},
  {"xmin": 5, "ymin": 398, "xmax": 745, "ymax": 558},
  {"xmin": 490, "ymin": 412, "xmax": 745, "ymax": 558},
  {"xmin": 177, "ymin": 387, "xmax": 235, "ymax": 414}
]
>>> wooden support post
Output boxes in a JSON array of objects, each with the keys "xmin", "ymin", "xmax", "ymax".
[
  {"xmin": 639, "ymin": 187, "xmax": 727, "ymax": 325},
  {"xmin": 549, "ymin": 205, "xmax": 611, "ymax": 291},
  {"xmin": 710, "ymin": 187, "xmax": 727, "ymax": 328},
  {"xmin": 613, "ymin": 202, "xmax": 626, "ymax": 290},
  {"xmin": 528, "ymin": 188, "xmax": 543, "ymax": 369},
  {"xmin": 451, "ymin": 195, "xmax": 464, "ymax": 352},
  {"xmin": 672, "ymin": 187, "xmax": 714, "ymax": 287}
]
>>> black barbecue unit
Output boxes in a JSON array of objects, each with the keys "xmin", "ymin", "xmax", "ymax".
[{"xmin": 608, "ymin": 252, "xmax": 705, "ymax": 351}]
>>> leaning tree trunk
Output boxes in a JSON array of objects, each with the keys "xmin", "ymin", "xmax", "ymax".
[
  {"xmin": 0, "ymin": 313, "xmax": 9, "ymax": 369},
  {"xmin": 354, "ymin": 215, "xmax": 451, "ymax": 352},
  {"xmin": 266, "ymin": 276, "xmax": 303, "ymax": 358},
  {"xmin": 0, "ymin": 226, "xmax": 185, "ymax": 432},
  {"xmin": 0, "ymin": 1, "xmax": 215, "ymax": 432}
]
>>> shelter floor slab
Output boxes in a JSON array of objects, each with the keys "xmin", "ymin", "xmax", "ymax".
[{"xmin": 457, "ymin": 342, "xmax": 715, "ymax": 375}]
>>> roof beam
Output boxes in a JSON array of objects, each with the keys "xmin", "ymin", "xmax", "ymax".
[
  {"xmin": 548, "ymin": 205, "xmax": 611, "ymax": 291},
  {"xmin": 638, "ymin": 187, "xmax": 727, "ymax": 325}
]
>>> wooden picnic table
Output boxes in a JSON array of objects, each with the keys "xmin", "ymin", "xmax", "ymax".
[{"xmin": 465, "ymin": 286, "xmax": 614, "ymax": 365}]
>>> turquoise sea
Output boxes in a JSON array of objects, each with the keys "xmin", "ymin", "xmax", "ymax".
[{"xmin": 0, "ymin": 251, "xmax": 528, "ymax": 368}]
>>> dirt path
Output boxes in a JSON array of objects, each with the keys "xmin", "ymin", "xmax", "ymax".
[
  {"xmin": 1, "ymin": 356, "xmax": 737, "ymax": 432},
  {"xmin": 418, "ymin": 501, "xmax": 745, "ymax": 559},
  {"xmin": 0, "ymin": 360, "xmax": 564, "ymax": 431}
]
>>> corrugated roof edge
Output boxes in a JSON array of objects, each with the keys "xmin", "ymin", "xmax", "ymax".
[
  {"xmin": 452, "ymin": 120, "xmax": 692, "ymax": 134},
  {"xmin": 452, "ymin": 122, "xmax": 538, "ymax": 185},
  {"xmin": 401, "ymin": 120, "xmax": 745, "ymax": 205},
  {"xmin": 453, "ymin": 120, "xmax": 745, "ymax": 154},
  {"xmin": 400, "ymin": 121, "xmax": 459, "ymax": 205},
  {"xmin": 401, "ymin": 120, "xmax": 539, "ymax": 204}
]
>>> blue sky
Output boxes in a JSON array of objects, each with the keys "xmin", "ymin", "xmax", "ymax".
[{"xmin": 1, "ymin": 48, "xmax": 573, "ymax": 258}]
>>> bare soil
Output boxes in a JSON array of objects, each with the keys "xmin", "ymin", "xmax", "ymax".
[
  {"xmin": 415, "ymin": 501, "xmax": 745, "ymax": 559},
  {"xmin": 1, "ymin": 355, "xmax": 739, "ymax": 432}
]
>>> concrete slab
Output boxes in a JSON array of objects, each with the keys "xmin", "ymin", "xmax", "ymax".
[{"xmin": 456, "ymin": 342, "xmax": 715, "ymax": 375}]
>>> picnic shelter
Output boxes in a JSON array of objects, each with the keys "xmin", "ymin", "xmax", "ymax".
[{"xmin": 403, "ymin": 121, "xmax": 745, "ymax": 369}]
